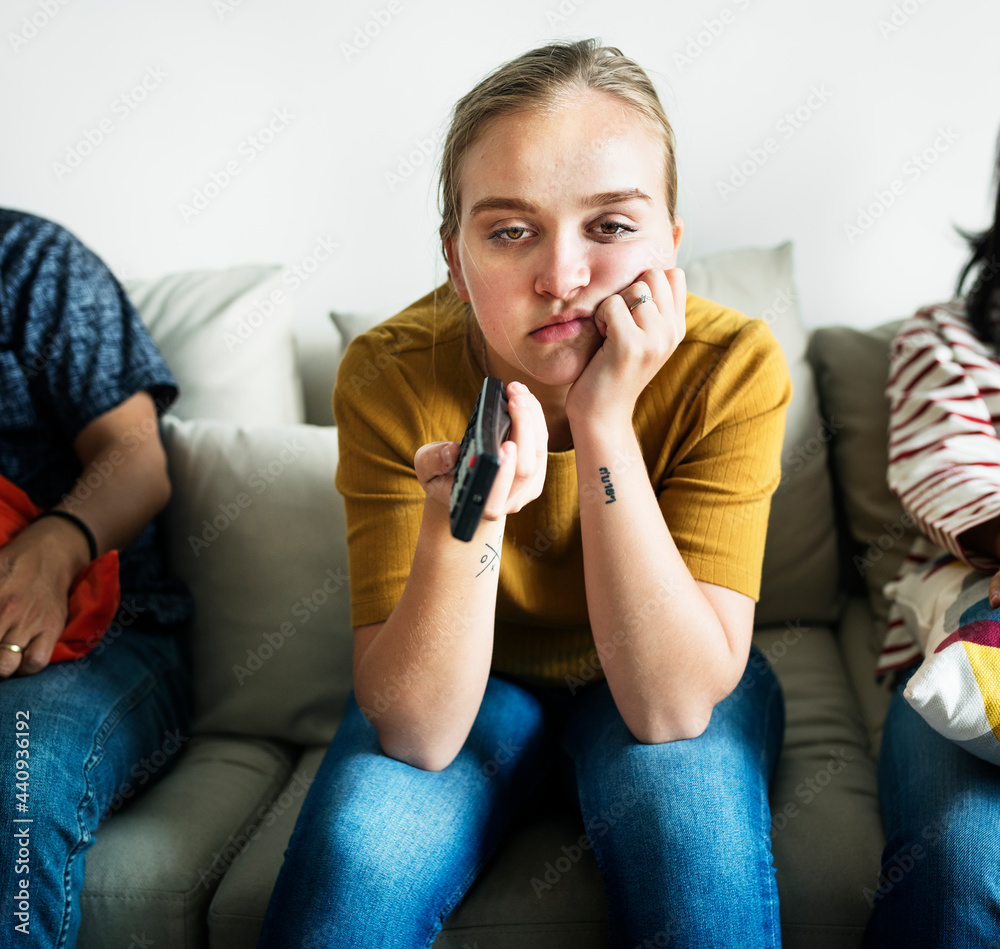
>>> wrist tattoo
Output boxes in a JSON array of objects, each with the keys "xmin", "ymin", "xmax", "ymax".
[
  {"xmin": 599, "ymin": 466, "xmax": 617, "ymax": 504},
  {"xmin": 477, "ymin": 536, "xmax": 502, "ymax": 576}
]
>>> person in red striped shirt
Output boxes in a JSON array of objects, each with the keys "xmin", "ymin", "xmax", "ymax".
[{"xmin": 864, "ymin": 136, "xmax": 1000, "ymax": 948}]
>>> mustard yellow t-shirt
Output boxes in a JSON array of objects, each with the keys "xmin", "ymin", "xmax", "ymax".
[{"xmin": 333, "ymin": 281, "xmax": 791, "ymax": 687}]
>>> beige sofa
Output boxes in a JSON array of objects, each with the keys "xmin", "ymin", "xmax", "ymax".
[{"xmin": 75, "ymin": 242, "xmax": 911, "ymax": 948}]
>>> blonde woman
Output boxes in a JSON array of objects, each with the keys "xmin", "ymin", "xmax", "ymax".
[{"xmin": 260, "ymin": 39, "xmax": 791, "ymax": 949}]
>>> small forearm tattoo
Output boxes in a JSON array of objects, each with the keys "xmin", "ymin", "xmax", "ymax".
[
  {"xmin": 477, "ymin": 536, "xmax": 502, "ymax": 576},
  {"xmin": 599, "ymin": 466, "xmax": 617, "ymax": 504}
]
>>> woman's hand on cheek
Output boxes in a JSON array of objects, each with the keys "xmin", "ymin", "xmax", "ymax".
[
  {"xmin": 566, "ymin": 267, "xmax": 686, "ymax": 428},
  {"xmin": 414, "ymin": 382, "xmax": 548, "ymax": 522}
]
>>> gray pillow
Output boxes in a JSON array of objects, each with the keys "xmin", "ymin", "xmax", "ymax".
[
  {"xmin": 806, "ymin": 321, "xmax": 915, "ymax": 634},
  {"xmin": 160, "ymin": 416, "xmax": 353, "ymax": 745}
]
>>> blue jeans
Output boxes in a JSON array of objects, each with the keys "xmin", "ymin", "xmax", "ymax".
[
  {"xmin": 0, "ymin": 620, "xmax": 191, "ymax": 949},
  {"xmin": 863, "ymin": 662, "xmax": 1000, "ymax": 948},
  {"xmin": 259, "ymin": 645, "xmax": 784, "ymax": 949}
]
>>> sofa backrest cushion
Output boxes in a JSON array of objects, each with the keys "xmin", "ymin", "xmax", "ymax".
[
  {"xmin": 685, "ymin": 242, "xmax": 841, "ymax": 626},
  {"xmin": 127, "ymin": 266, "xmax": 304, "ymax": 426},
  {"xmin": 160, "ymin": 415, "xmax": 352, "ymax": 744},
  {"xmin": 807, "ymin": 321, "xmax": 915, "ymax": 631}
]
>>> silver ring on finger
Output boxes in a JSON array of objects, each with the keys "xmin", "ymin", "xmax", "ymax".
[{"xmin": 628, "ymin": 293, "xmax": 652, "ymax": 312}]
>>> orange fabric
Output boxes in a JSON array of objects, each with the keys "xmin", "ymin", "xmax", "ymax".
[{"xmin": 0, "ymin": 474, "xmax": 120, "ymax": 662}]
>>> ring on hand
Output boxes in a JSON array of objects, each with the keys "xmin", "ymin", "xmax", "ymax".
[
  {"xmin": 628, "ymin": 293, "xmax": 652, "ymax": 312},
  {"xmin": 0, "ymin": 643, "xmax": 23, "ymax": 654}
]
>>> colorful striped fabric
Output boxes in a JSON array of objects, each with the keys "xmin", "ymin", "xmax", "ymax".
[{"xmin": 879, "ymin": 298, "xmax": 1000, "ymax": 652}]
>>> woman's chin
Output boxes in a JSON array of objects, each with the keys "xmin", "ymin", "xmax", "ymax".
[{"xmin": 520, "ymin": 354, "xmax": 593, "ymax": 391}]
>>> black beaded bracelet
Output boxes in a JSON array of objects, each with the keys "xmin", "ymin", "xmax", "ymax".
[{"xmin": 35, "ymin": 510, "xmax": 98, "ymax": 562}]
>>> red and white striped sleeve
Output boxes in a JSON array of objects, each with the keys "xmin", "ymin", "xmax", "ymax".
[{"xmin": 886, "ymin": 303, "xmax": 1000, "ymax": 571}]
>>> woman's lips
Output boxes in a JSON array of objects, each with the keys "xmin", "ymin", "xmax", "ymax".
[{"xmin": 529, "ymin": 316, "xmax": 593, "ymax": 343}]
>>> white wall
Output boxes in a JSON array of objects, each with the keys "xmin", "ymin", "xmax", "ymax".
[{"xmin": 2, "ymin": 0, "xmax": 998, "ymax": 341}]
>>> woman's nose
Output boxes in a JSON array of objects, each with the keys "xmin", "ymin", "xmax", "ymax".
[{"xmin": 534, "ymin": 232, "xmax": 589, "ymax": 300}]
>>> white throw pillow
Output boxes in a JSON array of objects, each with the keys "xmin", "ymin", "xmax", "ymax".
[
  {"xmin": 159, "ymin": 415, "xmax": 352, "ymax": 745},
  {"xmin": 127, "ymin": 266, "xmax": 304, "ymax": 425},
  {"xmin": 886, "ymin": 544, "xmax": 1000, "ymax": 765}
]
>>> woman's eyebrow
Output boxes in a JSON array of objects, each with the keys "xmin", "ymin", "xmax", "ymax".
[
  {"xmin": 469, "ymin": 189, "xmax": 653, "ymax": 217},
  {"xmin": 469, "ymin": 196, "xmax": 537, "ymax": 216},
  {"xmin": 585, "ymin": 189, "xmax": 653, "ymax": 208}
]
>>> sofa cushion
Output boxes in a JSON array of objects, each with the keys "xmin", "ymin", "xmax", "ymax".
[
  {"xmin": 159, "ymin": 416, "xmax": 353, "ymax": 745},
  {"xmin": 685, "ymin": 242, "xmax": 841, "ymax": 626},
  {"xmin": 78, "ymin": 735, "xmax": 296, "ymax": 949},
  {"xmin": 838, "ymin": 596, "xmax": 895, "ymax": 758},
  {"xmin": 127, "ymin": 266, "xmax": 304, "ymax": 425},
  {"xmin": 806, "ymin": 322, "xmax": 916, "ymax": 629}
]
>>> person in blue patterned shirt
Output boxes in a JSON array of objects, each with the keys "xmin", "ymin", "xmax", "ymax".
[{"xmin": 0, "ymin": 208, "xmax": 192, "ymax": 948}]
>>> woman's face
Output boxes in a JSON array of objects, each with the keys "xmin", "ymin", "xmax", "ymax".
[{"xmin": 445, "ymin": 89, "xmax": 682, "ymax": 391}]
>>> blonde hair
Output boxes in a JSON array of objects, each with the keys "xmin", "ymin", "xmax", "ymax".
[{"xmin": 438, "ymin": 38, "xmax": 677, "ymax": 261}]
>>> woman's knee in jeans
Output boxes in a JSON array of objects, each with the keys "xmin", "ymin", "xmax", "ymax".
[{"xmin": 886, "ymin": 803, "xmax": 1000, "ymax": 909}]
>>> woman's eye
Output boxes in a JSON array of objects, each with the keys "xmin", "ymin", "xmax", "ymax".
[
  {"xmin": 488, "ymin": 226, "xmax": 529, "ymax": 243},
  {"xmin": 596, "ymin": 221, "xmax": 637, "ymax": 238}
]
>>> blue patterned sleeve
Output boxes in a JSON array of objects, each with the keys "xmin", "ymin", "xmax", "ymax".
[{"xmin": 3, "ymin": 213, "xmax": 178, "ymax": 440}]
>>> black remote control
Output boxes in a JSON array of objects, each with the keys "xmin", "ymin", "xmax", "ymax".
[{"xmin": 449, "ymin": 377, "xmax": 512, "ymax": 542}]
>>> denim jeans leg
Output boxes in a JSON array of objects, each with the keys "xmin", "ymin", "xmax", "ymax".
[
  {"xmin": 258, "ymin": 674, "xmax": 552, "ymax": 949},
  {"xmin": 862, "ymin": 663, "xmax": 1000, "ymax": 949},
  {"xmin": 0, "ymin": 624, "xmax": 192, "ymax": 949},
  {"xmin": 559, "ymin": 645, "xmax": 785, "ymax": 949}
]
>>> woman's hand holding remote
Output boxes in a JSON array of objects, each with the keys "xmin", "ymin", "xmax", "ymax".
[{"xmin": 414, "ymin": 381, "xmax": 548, "ymax": 529}]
